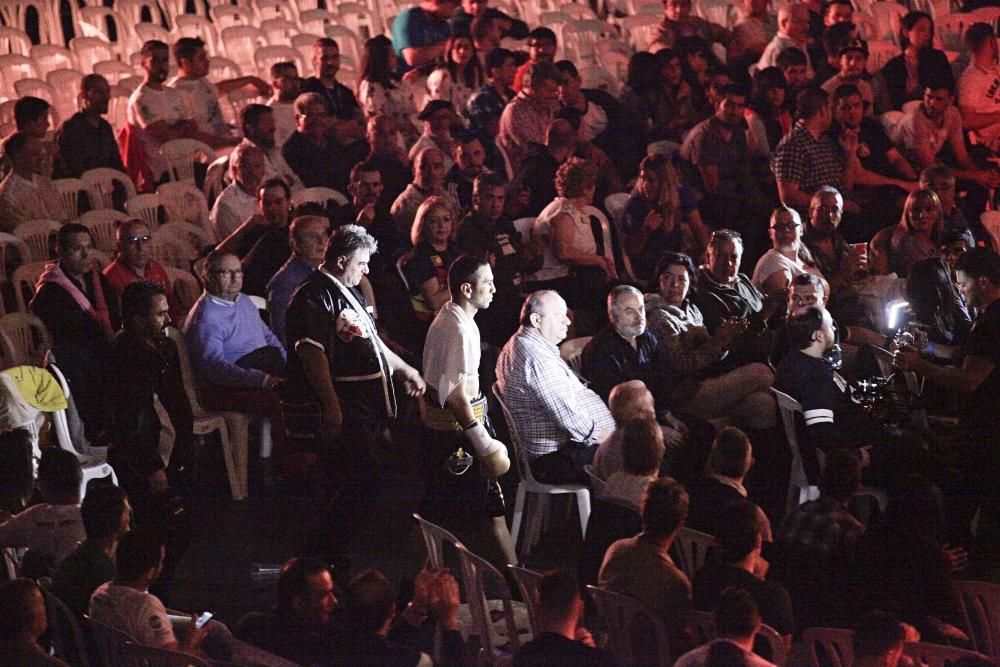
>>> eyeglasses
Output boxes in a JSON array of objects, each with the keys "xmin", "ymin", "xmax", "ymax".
[
  {"xmin": 769, "ymin": 223, "xmax": 801, "ymax": 231},
  {"xmin": 209, "ymin": 269, "xmax": 243, "ymax": 278},
  {"xmin": 125, "ymin": 235, "xmax": 152, "ymax": 246}
]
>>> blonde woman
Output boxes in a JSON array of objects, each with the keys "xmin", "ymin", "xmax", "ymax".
[
  {"xmin": 403, "ymin": 195, "xmax": 459, "ymax": 320},
  {"xmin": 870, "ymin": 188, "xmax": 943, "ymax": 278}
]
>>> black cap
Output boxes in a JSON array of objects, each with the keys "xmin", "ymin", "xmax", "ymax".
[
  {"xmin": 838, "ymin": 38, "xmax": 868, "ymax": 57},
  {"xmin": 417, "ymin": 99, "xmax": 454, "ymax": 120}
]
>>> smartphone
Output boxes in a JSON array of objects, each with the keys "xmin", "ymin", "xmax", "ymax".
[{"xmin": 195, "ymin": 612, "xmax": 213, "ymax": 629}]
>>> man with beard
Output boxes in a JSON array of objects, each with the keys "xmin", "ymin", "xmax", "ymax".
[
  {"xmin": 54, "ymin": 74, "xmax": 125, "ymax": 178},
  {"xmin": 420, "ymin": 255, "xmax": 515, "ymax": 565},
  {"xmin": 216, "ymin": 178, "xmax": 293, "ymax": 297},
  {"xmin": 332, "ymin": 161, "xmax": 402, "ymax": 273},
  {"xmin": 239, "ymin": 104, "xmax": 303, "ymax": 192}
]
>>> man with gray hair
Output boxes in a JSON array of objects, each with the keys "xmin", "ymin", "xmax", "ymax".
[
  {"xmin": 497, "ymin": 61, "xmax": 560, "ymax": 173},
  {"xmin": 390, "ymin": 146, "xmax": 460, "ymax": 239},
  {"xmin": 756, "ymin": 3, "xmax": 814, "ymax": 77},
  {"xmin": 495, "ymin": 290, "xmax": 615, "ymax": 483},
  {"xmin": 267, "ymin": 214, "xmax": 330, "ymax": 346},
  {"xmin": 210, "ymin": 142, "xmax": 267, "ymax": 240}
]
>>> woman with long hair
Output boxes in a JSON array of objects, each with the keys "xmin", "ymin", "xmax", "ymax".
[
  {"xmin": 621, "ymin": 153, "xmax": 709, "ymax": 282},
  {"xmin": 426, "ymin": 34, "xmax": 483, "ymax": 114},
  {"xmin": 874, "ymin": 11, "xmax": 952, "ymax": 112},
  {"xmin": 358, "ymin": 35, "xmax": 419, "ymax": 142},
  {"xmin": 746, "ymin": 67, "xmax": 792, "ymax": 154},
  {"xmin": 870, "ymin": 188, "xmax": 944, "ymax": 278},
  {"xmin": 403, "ymin": 196, "xmax": 460, "ymax": 321}
]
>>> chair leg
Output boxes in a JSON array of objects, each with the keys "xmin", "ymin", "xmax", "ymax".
[
  {"xmin": 257, "ymin": 418, "xmax": 272, "ymax": 459},
  {"xmin": 576, "ymin": 489, "xmax": 591, "ymax": 539},
  {"xmin": 511, "ymin": 482, "xmax": 527, "ymax": 557}
]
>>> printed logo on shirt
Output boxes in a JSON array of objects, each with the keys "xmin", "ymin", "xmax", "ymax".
[{"xmin": 336, "ymin": 308, "xmax": 368, "ymax": 342}]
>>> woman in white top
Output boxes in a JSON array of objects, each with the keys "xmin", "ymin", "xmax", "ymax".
[
  {"xmin": 752, "ymin": 206, "xmax": 824, "ymax": 299},
  {"xmin": 357, "ymin": 35, "xmax": 420, "ymax": 144},
  {"xmin": 603, "ymin": 419, "xmax": 663, "ymax": 512},
  {"xmin": 426, "ymin": 34, "xmax": 483, "ymax": 116}
]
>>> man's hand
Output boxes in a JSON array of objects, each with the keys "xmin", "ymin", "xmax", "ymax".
[
  {"xmin": 662, "ymin": 411, "xmax": 687, "ymax": 435},
  {"xmin": 575, "ymin": 626, "xmax": 597, "ymax": 647},
  {"xmin": 355, "ymin": 203, "xmax": 376, "ymax": 226},
  {"xmin": 321, "ymin": 402, "xmax": 344, "ymax": 440},
  {"xmin": 661, "ymin": 425, "xmax": 684, "ymax": 448},
  {"xmin": 715, "ymin": 317, "xmax": 747, "ymax": 347},
  {"xmin": 644, "ymin": 210, "xmax": 665, "ymax": 232},
  {"xmin": 892, "ymin": 346, "xmax": 923, "ymax": 372},
  {"xmin": 178, "ymin": 614, "xmax": 209, "ymax": 651},
  {"xmin": 148, "ymin": 469, "xmax": 169, "ymax": 494},
  {"xmin": 395, "ymin": 365, "xmax": 426, "ymax": 397},
  {"xmin": 838, "ymin": 127, "xmax": 859, "ymax": 155}
]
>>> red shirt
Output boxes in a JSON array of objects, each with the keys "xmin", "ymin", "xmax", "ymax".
[{"xmin": 103, "ymin": 257, "xmax": 185, "ymax": 321}]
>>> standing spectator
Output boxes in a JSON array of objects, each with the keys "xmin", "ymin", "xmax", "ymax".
[
  {"xmin": 391, "ymin": 0, "xmax": 459, "ymax": 75},
  {"xmin": 756, "ymin": 4, "xmax": 814, "ymax": 77},
  {"xmin": 498, "ymin": 62, "xmax": 560, "ymax": 173},
  {"xmin": 210, "ymin": 143, "xmax": 267, "ymax": 241},
  {"xmin": 103, "ymin": 219, "xmax": 184, "ymax": 323},
  {"xmin": 30, "ymin": 224, "xmax": 119, "ymax": 438},
  {"xmin": 957, "ymin": 23, "xmax": 1000, "ymax": 154},
  {"xmin": 53, "ymin": 74, "xmax": 125, "ymax": 178},
  {"xmin": 266, "ymin": 62, "xmax": 301, "ymax": 148},
  {"xmin": 0, "ymin": 579, "xmax": 69, "ymax": 666},
  {"xmin": 267, "ymin": 215, "xmax": 329, "ymax": 347},
  {"xmin": 14, "ymin": 97, "xmax": 54, "ymax": 179},
  {"xmin": 358, "ymin": 36, "xmax": 420, "ymax": 144},
  {"xmin": 282, "ymin": 93, "xmax": 353, "ymax": 193},
  {"xmin": 873, "ymin": 11, "xmax": 951, "ymax": 113},
  {"xmin": 0, "ymin": 132, "xmax": 63, "ymax": 231},
  {"xmin": 167, "ymin": 37, "xmax": 267, "ymax": 146}
]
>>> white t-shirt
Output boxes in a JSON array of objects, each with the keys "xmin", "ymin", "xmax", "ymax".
[
  {"xmin": 267, "ymin": 100, "xmax": 297, "ymax": 148},
  {"xmin": 958, "ymin": 63, "xmax": 1000, "ymax": 151},
  {"xmin": 674, "ymin": 640, "xmax": 777, "ymax": 667},
  {"xmin": 0, "ymin": 503, "xmax": 83, "ymax": 566},
  {"xmin": 89, "ymin": 583, "xmax": 177, "ymax": 648},
  {"xmin": 168, "ymin": 76, "xmax": 230, "ymax": 138},
  {"xmin": 128, "ymin": 84, "xmax": 188, "ymax": 177},
  {"xmin": 751, "ymin": 248, "xmax": 824, "ymax": 290},
  {"xmin": 210, "ymin": 183, "xmax": 258, "ymax": 240},
  {"xmin": 890, "ymin": 104, "xmax": 964, "ymax": 164}
]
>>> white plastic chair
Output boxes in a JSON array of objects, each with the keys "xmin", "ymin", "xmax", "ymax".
[
  {"xmin": 94, "ymin": 59, "xmax": 139, "ymax": 85},
  {"xmin": 125, "ymin": 192, "xmax": 164, "ymax": 228},
  {"xmin": 670, "ymin": 527, "xmax": 715, "ymax": 583},
  {"xmin": 412, "ymin": 512, "xmax": 463, "ymax": 569},
  {"xmin": 802, "ymin": 626, "xmax": 854, "ymax": 667},
  {"xmin": 323, "ymin": 24, "xmax": 363, "ymax": 68},
  {"xmin": 11, "ymin": 261, "xmax": 47, "ymax": 314},
  {"xmin": 335, "ymin": 3, "xmax": 381, "ymax": 41},
  {"xmin": 958, "ymin": 580, "xmax": 1000, "ymax": 659},
  {"xmin": 298, "ymin": 9, "xmax": 339, "ymax": 36},
  {"xmin": 13, "ymin": 220, "xmax": 60, "ymax": 262},
  {"xmin": 937, "ymin": 12, "xmax": 975, "ymax": 51},
  {"xmin": 259, "ymin": 18, "xmax": 299, "ymax": 46},
  {"xmin": 587, "ymin": 584, "xmax": 674, "ymax": 667},
  {"xmin": 208, "ymin": 56, "xmax": 243, "ymax": 83},
  {"xmin": 604, "ymin": 192, "xmax": 630, "ymax": 228},
  {"xmin": 50, "ymin": 178, "xmax": 89, "ymax": 221},
  {"xmin": 157, "ymin": 181, "xmax": 212, "ymax": 237},
  {"xmin": 174, "ymin": 15, "xmax": 219, "ymax": 53},
  {"xmin": 132, "ymin": 21, "xmax": 170, "ymax": 46},
  {"xmin": 291, "ymin": 186, "xmax": 348, "ymax": 209},
  {"xmin": 870, "ymin": 2, "xmax": 908, "ymax": 44},
  {"xmin": 904, "ymin": 642, "xmax": 992, "ymax": 667},
  {"xmin": 79, "ymin": 209, "xmax": 129, "ymax": 253},
  {"xmin": 621, "ymin": 14, "xmax": 661, "ymax": 52},
  {"xmin": 254, "ymin": 44, "xmax": 305, "ymax": 80},
  {"xmin": 220, "ymin": 25, "xmax": 266, "ymax": 73},
  {"xmin": 771, "ymin": 387, "xmax": 821, "ymax": 516},
  {"xmin": 69, "ymin": 35, "xmax": 116, "ymax": 74},
  {"xmin": 254, "ymin": 0, "xmax": 296, "ymax": 24},
  {"xmin": 157, "ymin": 221, "xmax": 213, "ymax": 258},
  {"xmin": 163, "ymin": 266, "xmax": 200, "ymax": 318},
  {"xmin": 291, "ymin": 33, "xmax": 324, "ymax": 68},
  {"xmin": 0, "ymin": 312, "xmax": 50, "ymax": 367},
  {"xmin": 456, "ymin": 543, "xmax": 531, "ymax": 662},
  {"xmin": 210, "ymin": 3, "xmax": 255, "ymax": 28},
  {"xmin": 202, "ymin": 155, "xmax": 230, "ymax": 210},
  {"xmin": 559, "ymin": 335, "xmax": 591, "ymax": 376},
  {"xmin": 492, "ymin": 383, "xmax": 591, "ymax": 558},
  {"xmin": 146, "ymin": 233, "xmax": 191, "ymax": 270},
  {"xmin": 29, "ymin": 44, "xmax": 78, "ymax": 75},
  {"xmin": 81, "ymin": 167, "xmax": 137, "ymax": 211},
  {"xmin": 13, "ymin": 78, "xmax": 55, "ymax": 107},
  {"xmin": 0, "ymin": 26, "xmax": 32, "ymax": 55},
  {"xmin": 45, "ymin": 68, "xmax": 84, "ymax": 126},
  {"xmin": 0, "ymin": 54, "xmax": 42, "ymax": 89},
  {"xmin": 0, "ymin": 0, "xmax": 63, "ymax": 47},
  {"xmin": 159, "ymin": 139, "xmax": 216, "ymax": 185}
]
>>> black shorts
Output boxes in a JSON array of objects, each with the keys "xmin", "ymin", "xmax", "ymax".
[{"xmin": 418, "ymin": 423, "xmax": 506, "ymax": 521}]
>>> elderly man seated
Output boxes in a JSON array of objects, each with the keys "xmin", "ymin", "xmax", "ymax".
[
  {"xmin": 495, "ymin": 290, "xmax": 615, "ymax": 484},
  {"xmin": 103, "ymin": 219, "xmax": 184, "ymax": 323},
  {"xmin": 183, "ymin": 250, "xmax": 288, "ymax": 470},
  {"xmin": 210, "ymin": 143, "xmax": 268, "ymax": 241}
]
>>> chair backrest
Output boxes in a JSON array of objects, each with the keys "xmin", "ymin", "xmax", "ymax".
[
  {"xmin": 903, "ymin": 641, "xmax": 991, "ymax": 667},
  {"xmin": 93, "ymin": 58, "xmax": 139, "ymax": 85},
  {"xmin": 69, "ymin": 35, "xmax": 116, "ymax": 72},
  {"xmin": 12, "ymin": 260, "xmax": 48, "ymax": 314},
  {"xmin": 298, "ymin": 9, "xmax": 339, "ymax": 37},
  {"xmin": 586, "ymin": 584, "xmax": 673, "ymax": 667},
  {"xmin": 81, "ymin": 167, "xmax": 138, "ymax": 211},
  {"xmin": 79, "ymin": 210, "xmax": 129, "ymax": 254},
  {"xmin": 163, "ymin": 266, "xmax": 201, "ymax": 319},
  {"xmin": 220, "ymin": 25, "xmax": 266, "ymax": 70},
  {"xmin": 253, "ymin": 44, "xmax": 304, "ymax": 80},
  {"xmin": 801, "ymin": 626, "xmax": 854, "ymax": 667},
  {"xmin": 13, "ymin": 219, "xmax": 60, "ymax": 262},
  {"xmin": 50, "ymin": 178, "xmax": 88, "ymax": 221},
  {"xmin": 491, "ymin": 382, "xmax": 534, "ymax": 486},
  {"xmin": 291, "ymin": 186, "xmax": 349, "ymax": 210},
  {"xmin": 412, "ymin": 512, "xmax": 463, "ymax": 569},
  {"xmin": 174, "ymin": 15, "xmax": 219, "ymax": 52},
  {"xmin": 147, "ymin": 233, "xmax": 191, "ymax": 270},
  {"xmin": 201, "ymin": 155, "xmax": 230, "ymax": 211},
  {"xmin": 559, "ymin": 335, "xmax": 591, "ymax": 376},
  {"xmin": 758, "ymin": 623, "xmax": 788, "ymax": 666},
  {"xmin": 210, "ymin": 3, "xmax": 255, "ymax": 28},
  {"xmin": 508, "ymin": 564, "xmax": 544, "ymax": 636},
  {"xmin": 259, "ymin": 17, "xmax": 299, "ymax": 45},
  {"xmin": 0, "ymin": 231, "xmax": 30, "ymax": 284},
  {"xmin": 0, "ymin": 26, "xmax": 32, "ymax": 55},
  {"xmin": 125, "ymin": 192, "xmax": 164, "ymax": 228},
  {"xmin": 583, "ymin": 463, "xmax": 606, "ymax": 499},
  {"xmin": 157, "ymin": 222, "xmax": 212, "ymax": 259},
  {"xmin": 122, "ymin": 641, "xmax": 212, "ymax": 666},
  {"xmin": 157, "ymin": 182, "xmax": 211, "ymax": 233},
  {"xmin": 0, "ymin": 53, "xmax": 42, "ymax": 87},
  {"xmin": 42, "ymin": 588, "xmax": 90, "ymax": 667},
  {"xmin": 164, "ymin": 325, "xmax": 212, "ymax": 417},
  {"xmin": 85, "ymin": 615, "xmax": 139, "ymax": 667},
  {"xmin": 0, "ymin": 312, "xmax": 52, "ymax": 367},
  {"xmin": 45, "ymin": 68, "xmax": 85, "ymax": 124},
  {"xmin": 670, "ymin": 527, "xmax": 714, "ymax": 583},
  {"xmin": 604, "ymin": 192, "xmax": 630, "ymax": 227},
  {"xmin": 159, "ymin": 139, "xmax": 216, "ymax": 185},
  {"xmin": 455, "ymin": 543, "xmax": 524, "ymax": 658},
  {"xmin": 771, "ymin": 387, "xmax": 818, "ymax": 514},
  {"xmin": 683, "ymin": 609, "xmax": 717, "ymax": 647},
  {"xmin": 958, "ymin": 579, "xmax": 1000, "ymax": 658}
]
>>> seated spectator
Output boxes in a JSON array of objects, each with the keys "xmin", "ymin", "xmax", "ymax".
[
  {"xmin": 873, "ymin": 11, "xmax": 952, "ymax": 113},
  {"xmin": 852, "ymin": 612, "xmax": 914, "ymax": 667},
  {"xmin": 333, "ymin": 160, "xmax": 401, "ymax": 276},
  {"xmin": 409, "ymin": 100, "xmax": 458, "ymax": 172},
  {"xmin": 53, "ymin": 74, "xmax": 125, "ymax": 178},
  {"xmin": 731, "ymin": 0, "xmax": 777, "ymax": 62},
  {"xmin": 530, "ymin": 157, "xmax": 617, "ymax": 321},
  {"xmin": 467, "ymin": 47, "xmax": 517, "ymax": 138},
  {"xmin": 512, "ymin": 27, "xmax": 557, "ymax": 92},
  {"xmin": 236, "ymin": 557, "xmax": 340, "ymax": 665},
  {"xmin": 653, "ymin": 49, "xmax": 701, "ymax": 143},
  {"xmin": 392, "ymin": 147, "xmax": 460, "ymax": 241},
  {"xmin": 604, "ymin": 419, "xmax": 664, "ymax": 511},
  {"xmin": 593, "ymin": 381, "xmax": 666, "ymax": 479},
  {"xmin": 365, "ymin": 114, "xmax": 412, "ymax": 206},
  {"xmin": 679, "ymin": 84, "xmax": 772, "ymax": 234},
  {"xmin": 0, "ymin": 578, "xmax": 69, "ymax": 666},
  {"xmin": 752, "ymin": 206, "xmax": 824, "ymax": 298},
  {"xmin": 622, "ymin": 154, "xmax": 708, "ymax": 283},
  {"xmin": 168, "ymin": 37, "xmax": 267, "ymax": 146},
  {"xmin": 427, "ymin": 34, "xmax": 483, "ymax": 113},
  {"xmin": 90, "ymin": 529, "xmax": 212, "ymax": 658},
  {"xmin": 0, "ymin": 131, "xmax": 62, "ymax": 230},
  {"xmin": 870, "ymin": 187, "xmax": 942, "ymax": 278},
  {"xmin": 674, "ymin": 588, "xmax": 775, "ymax": 667},
  {"xmin": 800, "ymin": 186, "xmax": 865, "ymax": 302},
  {"xmin": 450, "ymin": 0, "xmax": 528, "ymax": 44},
  {"xmin": 446, "ymin": 131, "xmax": 487, "ymax": 212},
  {"xmin": 301, "ymin": 38, "xmax": 364, "ymax": 148},
  {"xmin": 498, "ymin": 61, "xmax": 560, "ymax": 174},
  {"xmin": 455, "ymin": 170, "xmax": 537, "ymax": 346},
  {"xmin": 282, "ymin": 92, "xmax": 353, "ymax": 193},
  {"xmin": 216, "ymin": 178, "xmax": 292, "ymax": 297},
  {"xmin": 266, "ymin": 61, "xmax": 301, "ymax": 148},
  {"xmin": 686, "ymin": 427, "xmax": 772, "ymax": 540},
  {"xmin": 919, "ymin": 163, "xmax": 976, "ymax": 247},
  {"xmin": 820, "ymin": 39, "xmax": 874, "ymax": 113},
  {"xmin": 267, "ymin": 215, "xmax": 329, "ymax": 347},
  {"xmin": 692, "ymin": 229, "xmax": 777, "ymax": 336},
  {"xmin": 771, "ymin": 88, "xmax": 853, "ymax": 217},
  {"xmin": 124, "ymin": 41, "xmax": 225, "ymax": 191},
  {"xmin": 103, "ymin": 219, "xmax": 183, "ymax": 322},
  {"xmin": 906, "ymin": 256, "xmax": 972, "ymax": 349},
  {"xmin": 239, "ymin": 104, "xmax": 303, "ymax": 193},
  {"xmin": 958, "ymin": 23, "xmax": 1000, "ymax": 154},
  {"xmin": 814, "ymin": 21, "xmax": 857, "ymax": 86},
  {"xmin": 646, "ymin": 252, "xmax": 776, "ymax": 428},
  {"xmin": 598, "ymin": 477, "xmax": 692, "ymax": 648},
  {"xmin": 210, "ymin": 143, "xmax": 267, "ymax": 241},
  {"xmin": 0, "ymin": 448, "xmax": 83, "ymax": 572},
  {"xmin": 692, "ymin": 500, "xmax": 793, "ymax": 653},
  {"xmin": 330, "ymin": 568, "xmax": 444, "ymax": 666},
  {"xmin": 776, "ymin": 48, "xmax": 811, "ymax": 109},
  {"xmin": 108, "ymin": 281, "xmax": 194, "ymax": 523},
  {"xmin": 555, "ymin": 60, "xmax": 628, "ymax": 175},
  {"xmin": 183, "ymin": 251, "xmax": 288, "ymax": 464},
  {"xmin": 939, "ymin": 228, "xmax": 973, "ymax": 277},
  {"xmin": 506, "ymin": 119, "xmax": 575, "ymax": 220},
  {"xmin": 514, "ymin": 569, "xmax": 613, "ymax": 667},
  {"xmin": 30, "ymin": 224, "xmax": 120, "ymax": 438},
  {"xmin": 745, "ymin": 68, "xmax": 792, "ymax": 157},
  {"xmin": 651, "ymin": 0, "xmax": 731, "ymax": 54},
  {"xmin": 358, "ymin": 35, "xmax": 420, "ymax": 144},
  {"xmin": 391, "ymin": 0, "xmax": 456, "ymax": 76},
  {"xmin": 851, "ymin": 475, "xmax": 968, "ymax": 643},
  {"xmin": 401, "ymin": 196, "xmax": 460, "ymax": 322},
  {"xmin": 889, "ymin": 78, "xmax": 1000, "ymax": 192},
  {"xmin": 756, "ymin": 4, "xmax": 814, "ymax": 78},
  {"xmin": 495, "ymin": 290, "xmax": 616, "ymax": 484},
  {"xmin": 52, "ymin": 485, "xmax": 131, "ymax": 619}
]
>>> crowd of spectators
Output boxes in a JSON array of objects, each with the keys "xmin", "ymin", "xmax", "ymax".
[{"xmin": 0, "ymin": 0, "xmax": 999, "ymax": 663}]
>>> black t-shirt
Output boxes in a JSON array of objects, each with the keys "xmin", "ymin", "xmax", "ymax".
[
  {"xmin": 692, "ymin": 563, "xmax": 795, "ymax": 637},
  {"xmin": 854, "ymin": 117, "xmax": 898, "ymax": 178},
  {"xmin": 514, "ymin": 633, "xmax": 617, "ymax": 667},
  {"xmin": 960, "ymin": 298, "xmax": 1000, "ymax": 438},
  {"xmin": 455, "ymin": 212, "xmax": 528, "ymax": 293}
]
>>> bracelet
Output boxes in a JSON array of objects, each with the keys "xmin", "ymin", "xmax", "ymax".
[{"xmin": 461, "ymin": 420, "xmax": 478, "ymax": 431}]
